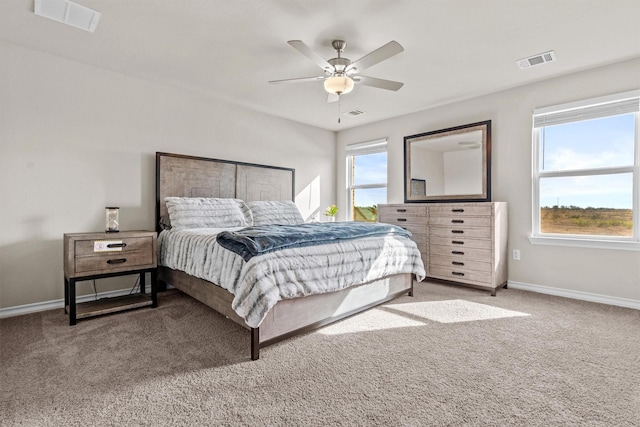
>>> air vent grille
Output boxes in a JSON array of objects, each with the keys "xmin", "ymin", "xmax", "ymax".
[
  {"xmin": 517, "ymin": 50, "xmax": 557, "ymax": 69},
  {"xmin": 344, "ymin": 109, "xmax": 366, "ymax": 116},
  {"xmin": 34, "ymin": 0, "xmax": 100, "ymax": 33}
]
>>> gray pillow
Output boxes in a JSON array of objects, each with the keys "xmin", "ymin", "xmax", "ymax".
[
  {"xmin": 165, "ymin": 197, "xmax": 251, "ymax": 230},
  {"xmin": 247, "ymin": 200, "xmax": 304, "ymax": 226}
]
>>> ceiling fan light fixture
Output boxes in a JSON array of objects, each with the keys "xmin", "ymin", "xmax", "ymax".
[{"xmin": 324, "ymin": 75, "xmax": 354, "ymax": 95}]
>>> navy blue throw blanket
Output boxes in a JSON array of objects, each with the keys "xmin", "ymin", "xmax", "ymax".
[{"xmin": 216, "ymin": 222, "xmax": 412, "ymax": 262}]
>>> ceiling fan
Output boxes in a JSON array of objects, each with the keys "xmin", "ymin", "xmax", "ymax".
[{"xmin": 269, "ymin": 39, "xmax": 404, "ymax": 102}]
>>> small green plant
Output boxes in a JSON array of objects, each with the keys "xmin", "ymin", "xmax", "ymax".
[{"xmin": 324, "ymin": 205, "xmax": 338, "ymax": 217}]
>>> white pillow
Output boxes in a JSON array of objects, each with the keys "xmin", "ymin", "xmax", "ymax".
[
  {"xmin": 165, "ymin": 197, "xmax": 251, "ymax": 230},
  {"xmin": 247, "ymin": 200, "xmax": 304, "ymax": 226}
]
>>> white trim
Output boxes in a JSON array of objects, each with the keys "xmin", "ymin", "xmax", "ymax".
[
  {"xmin": 508, "ymin": 280, "xmax": 640, "ymax": 310},
  {"xmin": 528, "ymin": 234, "xmax": 640, "ymax": 251},
  {"xmin": 0, "ymin": 287, "xmax": 135, "ymax": 319},
  {"xmin": 533, "ymin": 89, "xmax": 640, "ymax": 117}
]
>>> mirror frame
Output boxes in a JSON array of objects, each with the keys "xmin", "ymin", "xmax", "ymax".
[{"xmin": 404, "ymin": 120, "xmax": 491, "ymax": 203}]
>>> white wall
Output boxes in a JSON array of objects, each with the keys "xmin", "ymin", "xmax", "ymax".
[
  {"xmin": 0, "ymin": 42, "xmax": 335, "ymax": 309},
  {"xmin": 337, "ymin": 58, "xmax": 640, "ymax": 303}
]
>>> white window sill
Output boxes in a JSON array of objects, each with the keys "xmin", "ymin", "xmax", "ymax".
[{"xmin": 528, "ymin": 235, "xmax": 640, "ymax": 251}]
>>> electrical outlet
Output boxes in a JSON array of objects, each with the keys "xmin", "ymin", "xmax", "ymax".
[{"xmin": 512, "ymin": 249, "xmax": 521, "ymax": 261}]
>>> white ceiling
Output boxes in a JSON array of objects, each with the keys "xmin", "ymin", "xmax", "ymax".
[{"xmin": 2, "ymin": 0, "xmax": 639, "ymax": 131}]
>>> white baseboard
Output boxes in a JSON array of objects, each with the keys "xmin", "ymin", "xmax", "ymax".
[
  {"xmin": 508, "ymin": 280, "xmax": 640, "ymax": 310},
  {"xmin": 1, "ymin": 281, "xmax": 636, "ymax": 319},
  {"xmin": 0, "ymin": 288, "xmax": 136, "ymax": 319}
]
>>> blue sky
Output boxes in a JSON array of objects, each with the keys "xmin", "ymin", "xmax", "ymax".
[
  {"xmin": 353, "ymin": 152, "xmax": 387, "ymax": 207},
  {"xmin": 539, "ymin": 113, "xmax": 635, "ymax": 209}
]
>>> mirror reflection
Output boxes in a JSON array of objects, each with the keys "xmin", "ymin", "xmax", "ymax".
[{"xmin": 404, "ymin": 121, "xmax": 491, "ymax": 202}]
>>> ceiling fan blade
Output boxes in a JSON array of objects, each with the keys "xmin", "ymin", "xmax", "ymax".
[
  {"xmin": 269, "ymin": 76, "xmax": 326, "ymax": 84},
  {"xmin": 346, "ymin": 41, "xmax": 404, "ymax": 73},
  {"xmin": 287, "ymin": 40, "xmax": 333, "ymax": 71},
  {"xmin": 354, "ymin": 75, "xmax": 404, "ymax": 91},
  {"xmin": 327, "ymin": 93, "xmax": 340, "ymax": 103}
]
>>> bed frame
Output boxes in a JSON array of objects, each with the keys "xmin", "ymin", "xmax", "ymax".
[{"xmin": 155, "ymin": 152, "xmax": 414, "ymax": 360}]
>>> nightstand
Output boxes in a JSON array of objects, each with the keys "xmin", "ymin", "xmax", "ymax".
[{"xmin": 63, "ymin": 230, "xmax": 158, "ymax": 325}]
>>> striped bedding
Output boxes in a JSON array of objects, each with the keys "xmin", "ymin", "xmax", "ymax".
[{"xmin": 158, "ymin": 226, "xmax": 426, "ymax": 328}]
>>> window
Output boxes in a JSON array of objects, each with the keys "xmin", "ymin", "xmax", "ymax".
[
  {"xmin": 530, "ymin": 90, "xmax": 640, "ymax": 250},
  {"xmin": 346, "ymin": 139, "xmax": 387, "ymax": 222}
]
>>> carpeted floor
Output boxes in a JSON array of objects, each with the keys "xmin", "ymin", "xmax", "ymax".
[{"xmin": 1, "ymin": 281, "xmax": 638, "ymax": 426}]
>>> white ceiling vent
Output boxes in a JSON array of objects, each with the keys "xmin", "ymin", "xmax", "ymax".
[
  {"xmin": 517, "ymin": 50, "xmax": 557, "ymax": 69},
  {"xmin": 344, "ymin": 109, "xmax": 367, "ymax": 117},
  {"xmin": 34, "ymin": 0, "xmax": 100, "ymax": 33}
]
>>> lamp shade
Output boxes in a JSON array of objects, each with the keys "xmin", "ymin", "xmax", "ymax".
[{"xmin": 324, "ymin": 75, "xmax": 355, "ymax": 95}]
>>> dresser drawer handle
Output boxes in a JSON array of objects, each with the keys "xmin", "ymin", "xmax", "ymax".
[
  {"xmin": 396, "ymin": 209, "xmax": 407, "ymax": 212},
  {"xmin": 451, "ymin": 219, "xmax": 464, "ymax": 224},
  {"xmin": 107, "ymin": 243, "xmax": 127, "ymax": 249},
  {"xmin": 107, "ymin": 258, "xmax": 127, "ymax": 264},
  {"xmin": 452, "ymin": 271, "xmax": 465, "ymax": 276},
  {"xmin": 452, "ymin": 251, "xmax": 465, "ymax": 255},
  {"xmin": 452, "ymin": 261, "xmax": 464, "ymax": 266},
  {"xmin": 452, "ymin": 208, "xmax": 465, "ymax": 213},
  {"xmin": 452, "ymin": 240, "xmax": 464, "ymax": 245},
  {"xmin": 397, "ymin": 218, "xmax": 407, "ymax": 222},
  {"xmin": 451, "ymin": 230, "xmax": 464, "ymax": 234}
]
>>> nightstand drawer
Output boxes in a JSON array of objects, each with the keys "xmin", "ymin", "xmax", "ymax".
[
  {"xmin": 75, "ymin": 250, "xmax": 154, "ymax": 274},
  {"xmin": 64, "ymin": 231, "xmax": 157, "ymax": 279},
  {"xmin": 74, "ymin": 236, "xmax": 154, "ymax": 257}
]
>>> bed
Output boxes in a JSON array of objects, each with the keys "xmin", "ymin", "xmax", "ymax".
[{"xmin": 155, "ymin": 152, "xmax": 425, "ymax": 360}]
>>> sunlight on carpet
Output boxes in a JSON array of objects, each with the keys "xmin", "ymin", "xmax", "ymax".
[
  {"xmin": 387, "ymin": 299, "xmax": 530, "ymax": 323},
  {"xmin": 317, "ymin": 299, "xmax": 530, "ymax": 335},
  {"xmin": 317, "ymin": 308, "xmax": 425, "ymax": 335}
]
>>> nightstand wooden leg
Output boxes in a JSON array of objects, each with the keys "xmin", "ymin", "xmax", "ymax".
[{"xmin": 69, "ymin": 278, "xmax": 77, "ymax": 326}]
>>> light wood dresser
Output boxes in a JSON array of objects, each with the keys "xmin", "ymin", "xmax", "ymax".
[
  {"xmin": 63, "ymin": 230, "xmax": 158, "ymax": 325},
  {"xmin": 378, "ymin": 202, "xmax": 508, "ymax": 295}
]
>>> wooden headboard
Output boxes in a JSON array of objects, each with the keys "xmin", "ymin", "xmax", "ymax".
[{"xmin": 155, "ymin": 152, "xmax": 295, "ymax": 232}]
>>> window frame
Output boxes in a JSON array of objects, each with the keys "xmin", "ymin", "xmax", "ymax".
[
  {"xmin": 529, "ymin": 90, "xmax": 640, "ymax": 251},
  {"xmin": 346, "ymin": 138, "xmax": 388, "ymax": 221}
]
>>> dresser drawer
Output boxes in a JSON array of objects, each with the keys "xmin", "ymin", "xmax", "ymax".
[
  {"xmin": 427, "ymin": 265, "xmax": 492, "ymax": 286},
  {"xmin": 430, "ymin": 244, "xmax": 491, "ymax": 260},
  {"xmin": 429, "ymin": 226, "xmax": 492, "ymax": 239},
  {"xmin": 429, "ymin": 204, "xmax": 492, "ymax": 217},
  {"xmin": 430, "ymin": 235, "xmax": 492, "ymax": 250},
  {"xmin": 429, "ymin": 255, "xmax": 492, "ymax": 273},
  {"xmin": 378, "ymin": 204, "xmax": 427, "ymax": 218},
  {"xmin": 428, "ymin": 216, "xmax": 491, "ymax": 227}
]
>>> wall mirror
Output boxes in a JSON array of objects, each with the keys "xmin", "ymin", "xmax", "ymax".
[{"xmin": 404, "ymin": 120, "xmax": 491, "ymax": 203}]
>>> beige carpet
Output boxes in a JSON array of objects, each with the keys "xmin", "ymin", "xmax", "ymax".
[{"xmin": 1, "ymin": 281, "xmax": 639, "ymax": 426}]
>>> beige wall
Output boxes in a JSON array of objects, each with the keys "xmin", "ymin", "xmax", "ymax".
[
  {"xmin": 0, "ymin": 42, "xmax": 335, "ymax": 309},
  {"xmin": 336, "ymin": 58, "xmax": 640, "ymax": 302}
]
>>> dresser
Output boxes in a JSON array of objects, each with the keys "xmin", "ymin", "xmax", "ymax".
[
  {"xmin": 378, "ymin": 202, "xmax": 507, "ymax": 295},
  {"xmin": 63, "ymin": 230, "xmax": 158, "ymax": 325}
]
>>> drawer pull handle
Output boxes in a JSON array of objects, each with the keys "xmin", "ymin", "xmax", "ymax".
[
  {"xmin": 452, "ymin": 272, "xmax": 465, "ymax": 276},
  {"xmin": 107, "ymin": 258, "xmax": 127, "ymax": 264},
  {"xmin": 107, "ymin": 243, "xmax": 127, "ymax": 249},
  {"xmin": 396, "ymin": 209, "xmax": 407, "ymax": 212},
  {"xmin": 452, "ymin": 208, "xmax": 465, "ymax": 213},
  {"xmin": 452, "ymin": 261, "xmax": 464, "ymax": 266},
  {"xmin": 452, "ymin": 240, "xmax": 464, "ymax": 245},
  {"xmin": 397, "ymin": 218, "xmax": 407, "ymax": 222},
  {"xmin": 452, "ymin": 251, "xmax": 465, "ymax": 255},
  {"xmin": 451, "ymin": 219, "xmax": 464, "ymax": 224},
  {"xmin": 451, "ymin": 230, "xmax": 464, "ymax": 234}
]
